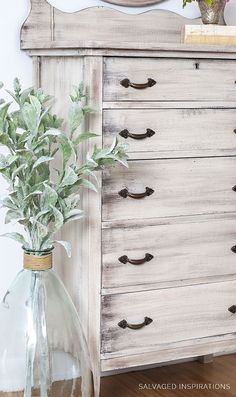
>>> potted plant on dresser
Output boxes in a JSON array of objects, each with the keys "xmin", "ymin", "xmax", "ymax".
[
  {"xmin": 0, "ymin": 79, "xmax": 128, "ymax": 397},
  {"xmin": 183, "ymin": 0, "xmax": 227, "ymax": 24}
]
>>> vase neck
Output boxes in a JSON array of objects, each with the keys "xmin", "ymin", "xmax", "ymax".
[{"xmin": 23, "ymin": 249, "xmax": 53, "ymax": 271}]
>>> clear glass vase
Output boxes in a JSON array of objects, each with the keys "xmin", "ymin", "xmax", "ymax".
[{"xmin": 0, "ymin": 249, "xmax": 94, "ymax": 397}]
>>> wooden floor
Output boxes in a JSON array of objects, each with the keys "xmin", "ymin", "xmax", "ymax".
[
  {"xmin": 101, "ymin": 354, "xmax": 236, "ymax": 397},
  {"xmin": 1, "ymin": 354, "xmax": 235, "ymax": 396}
]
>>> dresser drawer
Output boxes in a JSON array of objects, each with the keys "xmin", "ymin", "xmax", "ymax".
[
  {"xmin": 101, "ymin": 281, "xmax": 236, "ymax": 355},
  {"xmin": 102, "ymin": 214, "xmax": 236, "ymax": 289},
  {"xmin": 102, "ymin": 157, "xmax": 236, "ymax": 221},
  {"xmin": 104, "ymin": 58, "xmax": 236, "ymax": 102},
  {"xmin": 104, "ymin": 108, "xmax": 236, "ymax": 159}
]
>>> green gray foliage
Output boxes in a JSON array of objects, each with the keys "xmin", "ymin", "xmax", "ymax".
[
  {"xmin": 0, "ymin": 79, "xmax": 128, "ymax": 256},
  {"xmin": 183, "ymin": 0, "xmax": 213, "ymax": 7}
]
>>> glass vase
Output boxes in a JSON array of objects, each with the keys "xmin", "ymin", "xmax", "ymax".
[
  {"xmin": 197, "ymin": 0, "xmax": 225, "ymax": 24},
  {"xmin": 0, "ymin": 249, "xmax": 94, "ymax": 397}
]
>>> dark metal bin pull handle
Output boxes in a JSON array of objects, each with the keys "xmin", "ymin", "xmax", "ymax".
[
  {"xmin": 228, "ymin": 305, "xmax": 236, "ymax": 314},
  {"xmin": 119, "ymin": 129, "xmax": 155, "ymax": 140},
  {"xmin": 120, "ymin": 78, "xmax": 156, "ymax": 90},
  {"xmin": 118, "ymin": 317, "xmax": 153, "ymax": 330},
  {"xmin": 231, "ymin": 245, "xmax": 236, "ymax": 254},
  {"xmin": 232, "ymin": 185, "xmax": 236, "ymax": 192},
  {"xmin": 119, "ymin": 253, "xmax": 154, "ymax": 265},
  {"xmin": 119, "ymin": 187, "xmax": 154, "ymax": 199}
]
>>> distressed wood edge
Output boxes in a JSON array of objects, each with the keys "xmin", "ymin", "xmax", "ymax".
[
  {"xmin": 198, "ymin": 354, "xmax": 214, "ymax": 364},
  {"xmin": 102, "ymin": 211, "xmax": 236, "ymax": 230},
  {"xmin": 32, "ymin": 56, "xmax": 41, "ymax": 86},
  {"xmin": 20, "ymin": 0, "xmax": 53, "ymax": 45},
  {"xmin": 83, "ymin": 56, "xmax": 103, "ymax": 395},
  {"xmin": 101, "ymin": 274, "xmax": 236, "ymax": 296},
  {"xmin": 21, "ymin": 5, "xmax": 203, "ymax": 50},
  {"xmin": 101, "ymin": 334, "xmax": 236, "ymax": 371}
]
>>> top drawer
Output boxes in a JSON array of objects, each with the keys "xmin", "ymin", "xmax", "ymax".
[{"xmin": 104, "ymin": 58, "xmax": 236, "ymax": 102}]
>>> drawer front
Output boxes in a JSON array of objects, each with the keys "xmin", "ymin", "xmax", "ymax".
[
  {"xmin": 103, "ymin": 108, "xmax": 236, "ymax": 159},
  {"xmin": 101, "ymin": 281, "xmax": 236, "ymax": 355},
  {"xmin": 102, "ymin": 215, "xmax": 236, "ymax": 289},
  {"xmin": 102, "ymin": 157, "xmax": 236, "ymax": 221},
  {"xmin": 104, "ymin": 58, "xmax": 236, "ymax": 102}
]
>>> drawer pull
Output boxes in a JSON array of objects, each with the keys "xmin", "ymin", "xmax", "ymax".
[
  {"xmin": 118, "ymin": 317, "xmax": 153, "ymax": 330},
  {"xmin": 228, "ymin": 305, "xmax": 236, "ymax": 314},
  {"xmin": 231, "ymin": 245, "xmax": 236, "ymax": 253},
  {"xmin": 119, "ymin": 253, "xmax": 154, "ymax": 265},
  {"xmin": 232, "ymin": 185, "xmax": 236, "ymax": 192},
  {"xmin": 120, "ymin": 78, "xmax": 156, "ymax": 90},
  {"xmin": 118, "ymin": 187, "xmax": 154, "ymax": 199},
  {"xmin": 119, "ymin": 128, "xmax": 155, "ymax": 140}
]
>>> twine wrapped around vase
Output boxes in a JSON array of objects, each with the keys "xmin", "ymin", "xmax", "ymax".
[{"xmin": 24, "ymin": 252, "xmax": 52, "ymax": 271}]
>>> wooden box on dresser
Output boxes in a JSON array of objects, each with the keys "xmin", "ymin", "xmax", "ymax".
[{"xmin": 21, "ymin": 2, "xmax": 236, "ymax": 395}]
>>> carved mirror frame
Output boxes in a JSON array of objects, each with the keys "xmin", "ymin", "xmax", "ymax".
[{"xmin": 102, "ymin": 0, "xmax": 165, "ymax": 6}]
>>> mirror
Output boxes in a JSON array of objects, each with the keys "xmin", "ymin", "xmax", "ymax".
[{"xmin": 102, "ymin": 0, "xmax": 165, "ymax": 6}]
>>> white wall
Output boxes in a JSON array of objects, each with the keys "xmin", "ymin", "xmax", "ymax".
[{"xmin": 0, "ymin": 0, "xmax": 200, "ymax": 299}]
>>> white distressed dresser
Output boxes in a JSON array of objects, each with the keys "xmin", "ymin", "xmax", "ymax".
[{"xmin": 21, "ymin": 2, "xmax": 236, "ymax": 395}]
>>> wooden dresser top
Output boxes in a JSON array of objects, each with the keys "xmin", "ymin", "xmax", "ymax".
[{"xmin": 21, "ymin": 0, "xmax": 236, "ymax": 57}]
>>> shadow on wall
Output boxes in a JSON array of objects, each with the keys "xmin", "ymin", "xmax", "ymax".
[{"xmin": 46, "ymin": 0, "xmax": 200, "ymax": 17}]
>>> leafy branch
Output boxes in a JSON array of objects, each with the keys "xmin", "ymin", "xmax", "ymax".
[
  {"xmin": 183, "ymin": 0, "xmax": 213, "ymax": 8},
  {"xmin": 0, "ymin": 79, "xmax": 128, "ymax": 256}
]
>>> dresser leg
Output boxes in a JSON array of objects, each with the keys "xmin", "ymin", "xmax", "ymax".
[
  {"xmin": 93, "ymin": 371, "xmax": 101, "ymax": 397},
  {"xmin": 198, "ymin": 354, "xmax": 214, "ymax": 364}
]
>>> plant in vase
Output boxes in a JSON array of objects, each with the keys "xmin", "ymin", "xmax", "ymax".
[
  {"xmin": 183, "ymin": 0, "xmax": 228, "ymax": 24},
  {"xmin": 0, "ymin": 79, "xmax": 128, "ymax": 397}
]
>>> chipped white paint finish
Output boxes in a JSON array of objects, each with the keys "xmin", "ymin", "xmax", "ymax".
[
  {"xmin": 102, "ymin": 157, "xmax": 236, "ymax": 221},
  {"xmin": 101, "ymin": 280, "xmax": 236, "ymax": 356},
  {"xmin": 103, "ymin": 108, "xmax": 236, "ymax": 159},
  {"xmin": 21, "ymin": 3, "xmax": 236, "ymax": 391},
  {"xmin": 26, "ymin": 46, "xmax": 236, "ymax": 58},
  {"xmin": 104, "ymin": 57, "xmax": 236, "ymax": 102},
  {"xmin": 101, "ymin": 333, "xmax": 236, "ymax": 371},
  {"xmin": 21, "ymin": 6, "xmax": 202, "ymax": 50},
  {"xmin": 39, "ymin": 56, "xmax": 85, "ymax": 309},
  {"xmin": 82, "ymin": 56, "xmax": 103, "ymax": 397},
  {"xmin": 102, "ymin": 213, "xmax": 236, "ymax": 289},
  {"xmin": 21, "ymin": 0, "xmax": 53, "ymax": 45}
]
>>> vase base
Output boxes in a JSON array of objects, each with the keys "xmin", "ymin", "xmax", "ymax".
[{"xmin": 0, "ymin": 378, "xmax": 82, "ymax": 397}]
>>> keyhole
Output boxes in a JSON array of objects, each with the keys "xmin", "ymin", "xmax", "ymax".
[{"xmin": 195, "ymin": 62, "xmax": 200, "ymax": 70}]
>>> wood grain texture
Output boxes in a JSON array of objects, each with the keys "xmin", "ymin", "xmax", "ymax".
[
  {"xmin": 102, "ymin": 213, "xmax": 236, "ymax": 289},
  {"xmin": 104, "ymin": 57, "xmax": 236, "ymax": 102},
  {"xmin": 40, "ymin": 56, "xmax": 84, "ymax": 309},
  {"xmin": 103, "ymin": 101, "xmax": 236, "ymax": 109},
  {"xmin": 101, "ymin": 354, "xmax": 236, "ymax": 395},
  {"xmin": 102, "ymin": 157, "xmax": 236, "ymax": 221},
  {"xmin": 101, "ymin": 335, "xmax": 236, "ymax": 370},
  {"xmin": 83, "ymin": 56, "xmax": 104, "ymax": 397},
  {"xmin": 101, "ymin": 280, "xmax": 236, "ymax": 356},
  {"xmin": 21, "ymin": 0, "xmax": 52, "ymax": 45},
  {"xmin": 103, "ymin": 108, "xmax": 236, "ymax": 159},
  {"xmin": 26, "ymin": 46, "xmax": 236, "ymax": 58},
  {"xmin": 21, "ymin": 7, "xmax": 202, "ymax": 50},
  {"xmin": 22, "ymin": 2, "xmax": 236, "ymax": 391}
]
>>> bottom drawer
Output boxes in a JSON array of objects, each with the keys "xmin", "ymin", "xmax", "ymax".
[{"xmin": 101, "ymin": 281, "xmax": 236, "ymax": 356}]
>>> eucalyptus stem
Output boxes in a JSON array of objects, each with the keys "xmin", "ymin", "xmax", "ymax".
[{"xmin": 0, "ymin": 79, "xmax": 128, "ymax": 256}]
